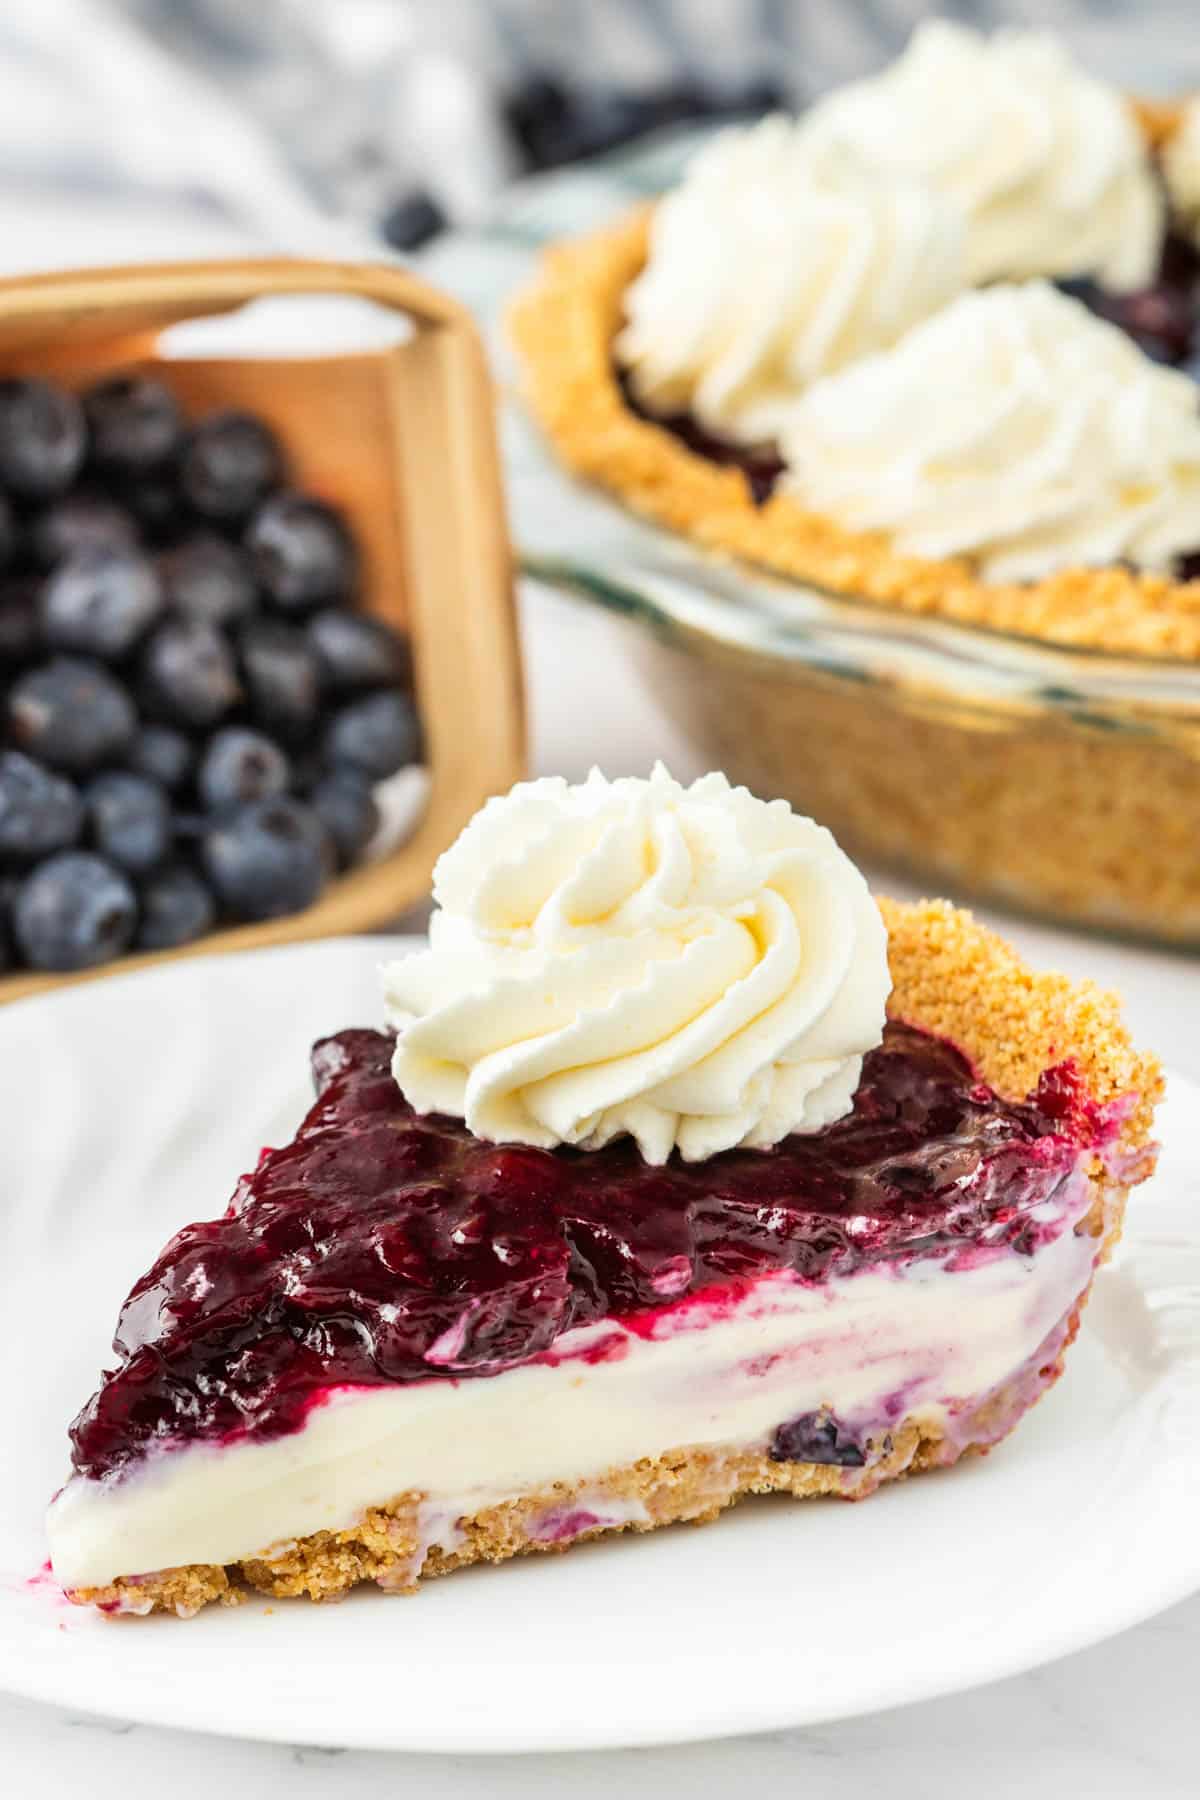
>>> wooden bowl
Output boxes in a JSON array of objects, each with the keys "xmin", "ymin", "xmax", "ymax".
[{"xmin": 0, "ymin": 257, "xmax": 525, "ymax": 1004}]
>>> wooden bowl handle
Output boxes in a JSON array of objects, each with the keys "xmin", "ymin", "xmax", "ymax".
[{"xmin": 0, "ymin": 257, "xmax": 476, "ymax": 338}]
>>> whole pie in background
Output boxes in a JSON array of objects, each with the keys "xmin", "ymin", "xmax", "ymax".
[{"xmin": 512, "ymin": 21, "xmax": 1200, "ymax": 660}]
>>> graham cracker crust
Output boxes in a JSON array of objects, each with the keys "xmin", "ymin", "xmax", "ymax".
[
  {"xmin": 68, "ymin": 1271, "xmax": 1096, "ymax": 1620},
  {"xmin": 508, "ymin": 102, "xmax": 1200, "ymax": 662},
  {"xmin": 642, "ymin": 637, "xmax": 1200, "ymax": 944},
  {"xmin": 881, "ymin": 898, "xmax": 1160, "ymax": 1162}
]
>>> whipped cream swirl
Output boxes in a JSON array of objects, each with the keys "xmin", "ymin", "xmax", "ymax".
[
  {"xmin": 383, "ymin": 768, "xmax": 890, "ymax": 1165},
  {"xmin": 777, "ymin": 282, "xmax": 1200, "ymax": 584},
  {"xmin": 799, "ymin": 21, "xmax": 1162, "ymax": 291},
  {"xmin": 617, "ymin": 116, "xmax": 965, "ymax": 444}
]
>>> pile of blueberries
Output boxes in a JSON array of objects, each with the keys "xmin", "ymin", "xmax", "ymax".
[{"xmin": 0, "ymin": 373, "xmax": 420, "ymax": 974}]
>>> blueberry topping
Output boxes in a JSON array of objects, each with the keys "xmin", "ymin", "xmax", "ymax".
[
  {"xmin": 181, "ymin": 410, "xmax": 282, "ymax": 523},
  {"xmin": 66, "ymin": 1022, "xmax": 1095, "ymax": 1478},
  {"xmin": 0, "ymin": 377, "xmax": 86, "ymax": 500},
  {"xmin": 84, "ymin": 374, "xmax": 184, "ymax": 475},
  {"xmin": 324, "ymin": 689, "xmax": 421, "ymax": 780},
  {"xmin": 141, "ymin": 620, "xmax": 239, "ymax": 728},
  {"xmin": 40, "ymin": 547, "xmax": 164, "ymax": 660},
  {"xmin": 309, "ymin": 765, "xmax": 379, "ymax": 866},
  {"xmin": 136, "ymin": 862, "xmax": 216, "ymax": 951},
  {"xmin": 28, "ymin": 492, "xmax": 139, "ymax": 569},
  {"xmin": 159, "ymin": 532, "xmax": 256, "ymax": 628},
  {"xmin": 307, "ymin": 608, "xmax": 410, "ymax": 692},
  {"xmin": 0, "ymin": 750, "xmax": 83, "ymax": 861},
  {"xmin": 197, "ymin": 726, "xmax": 290, "ymax": 811},
  {"xmin": 238, "ymin": 619, "xmax": 321, "ymax": 737},
  {"xmin": 1101, "ymin": 285, "xmax": 1196, "ymax": 365},
  {"xmin": 769, "ymin": 1410, "xmax": 867, "ymax": 1468},
  {"xmin": 202, "ymin": 795, "xmax": 331, "ymax": 920},
  {"xmin": 126, "ymin": 724, "xmax": 194, "ymax": 793},
  {"xmin": 86, "ymin": 770, "xmax": 172, "ymax": 874},
  {"xmin": 13, "ymin": 850, "xmax": 136, "ymax": 971},
  {"xmin": 6, "ymin": 656, "xmax": 137, "ymax": 772},
  {"xmin": 246, "ymin": 491, "xmax": 355, "ymax": 609}
]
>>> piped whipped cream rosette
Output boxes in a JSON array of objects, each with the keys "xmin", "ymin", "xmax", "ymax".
[
  {"xmin": 383, "ymin": 767, "xmax": 890, "ymax": 1163},
  {"xmin": 795, "ymin": 20, "xmax": 1161, "ymax": 291},
  {"xmin": 615, "ymin": 20, "xmax": 1169, "ymax": 517},
  {"xmin": 617, "ymin": 116, "xmax": 966, "ymax": 444},
  {"xmin": 776, "ymin": 282, "xmax": 1200, "ymax": 585}
]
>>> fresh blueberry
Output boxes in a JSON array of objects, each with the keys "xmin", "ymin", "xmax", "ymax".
[
  {"xmin": 0, "ymin": 750, "xmax": 83, "ymax": 862},
  {"xmin": 13, "ymin": 850, "xmax": 137, "ymax": 970},
  {"xmin": 137, "ymin": 862, "xmax": 216, "ymax": 950},
  {"xmin": 28, "ymin": 492, "xmax": 139, "ymax": 569},
  {"xmin": 307, "ymin": 609, "xmax": 410, "ymax": 692},
  {"xmin": 0, "ymin": 490, "xmax": 14, "ymax": 570},
  {"xmin": 324, "ymin": 689, "xmax": 421, "ymax": 780},
  {"xmin": 126, "ymin": 724, "xmax": 194, "ymax": 793},
  {"xmin": 769, "ymin": 1411, "xmax": 866, "ymax": 1468},
  {"xmin": 159, "ymin": 533, "xmax": 256, "ymax": 628},
  {"xmin": 309, "ymin": 765, "xmax": 379, "ymax": 867},
  {"xmin": 181, "ymin": 410, "xmax": 282, "ymax": 524},
  {"xmin": 86, "ymin": 770, "xmax": 172, "ymax": 874},
  {"xmin": 6, "ymin": 657, "xmax": 137, "ymax": 772},
  {"xmin": 197, "ymin": 727, "xmax": 290, "ymax": 812},
  {"xmin": 141, "ymin": 620, "xmax": 240, "ymax": 728},
  {"xmin": 40, "ymin": 547, "xmax": 164, "ymax": 659},
  {"xmin": 0, "ymin": 578, "xmax": 39, "ymax": 665},
  {"xmin": 238, "ymin": 619, "xmax": 320, "ymax": 737},
  {"xmin": 0, "ymin": 377, "xmax": 86, "ymax": 499},
  {"xmin": 245, "ymin": 492, "xmax": 355, "ymax": 609},
  {"xmin": 202, "ymin": 796, "xmax": 331, "ymax": 920},
  {"xmin": 0, "ymin": 875, "xmax": 14, "ymax": 968},
  {"xmin": 380, "ymin": 190, "xmax": 446, "ymax": 252},
  {"xmin": 84, "ymin": 374, "xmax": 183, "ymax": 475},
  {"xmin": 115, "ymin": 469, "xmax": 183, "ymax": 542}
]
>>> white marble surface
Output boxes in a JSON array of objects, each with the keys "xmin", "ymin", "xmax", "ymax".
[{"xmin": 6, "ymin": 581, "xmax": 1200, "ymax": 1794}]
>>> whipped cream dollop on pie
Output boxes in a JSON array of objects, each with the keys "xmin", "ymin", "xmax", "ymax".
[
  {"xmin": 383, "ymin": 766, "xmax": 890, "ymax": 1163},
  {"xmin": 617, "ymin": 118, "xmax": 965, "ymax": 443},
  {"xmin": 799, "ymin": 20, "xmax": 1162, "ymax": 290},
  {"xmin": 602, "ymin": 23, "xmax": 1196, "ymax": 585},
  {"xmin": 777, "ymin": 283, "xmax": 1200, "ymax": 584}
]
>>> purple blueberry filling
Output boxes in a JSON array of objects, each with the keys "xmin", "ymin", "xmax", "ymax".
[
  {"xmin": 68, "ymin": 1022, "xmax": 1105, "ymax": 1483},
  {"xmin": 770, "ymin": 1410, "xmax": 868, "ymax": 1468}
]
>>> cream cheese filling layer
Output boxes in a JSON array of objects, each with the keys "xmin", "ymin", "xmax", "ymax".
[{"xmin": 49, "ymin": 1183, "xmax": 1097, "ymax": 1590}]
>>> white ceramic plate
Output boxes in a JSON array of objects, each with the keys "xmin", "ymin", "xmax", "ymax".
[{"xmin": 1, "ymin": 938, "xmax": 1197, "ymax": 1753}]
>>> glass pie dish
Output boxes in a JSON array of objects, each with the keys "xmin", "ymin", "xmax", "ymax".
[{"xmin": 518, "ymin": 475, "xmax": 1200, "ymax": 943}]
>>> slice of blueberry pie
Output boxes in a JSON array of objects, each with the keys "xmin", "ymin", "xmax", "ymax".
[
  {"xmin": 512, "ymin": 21, "xmax": 1200, "ymax": 656},
  {"xmin": 48, "ymin": 769, "xmax": 1160, "ymax": 1616}
]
